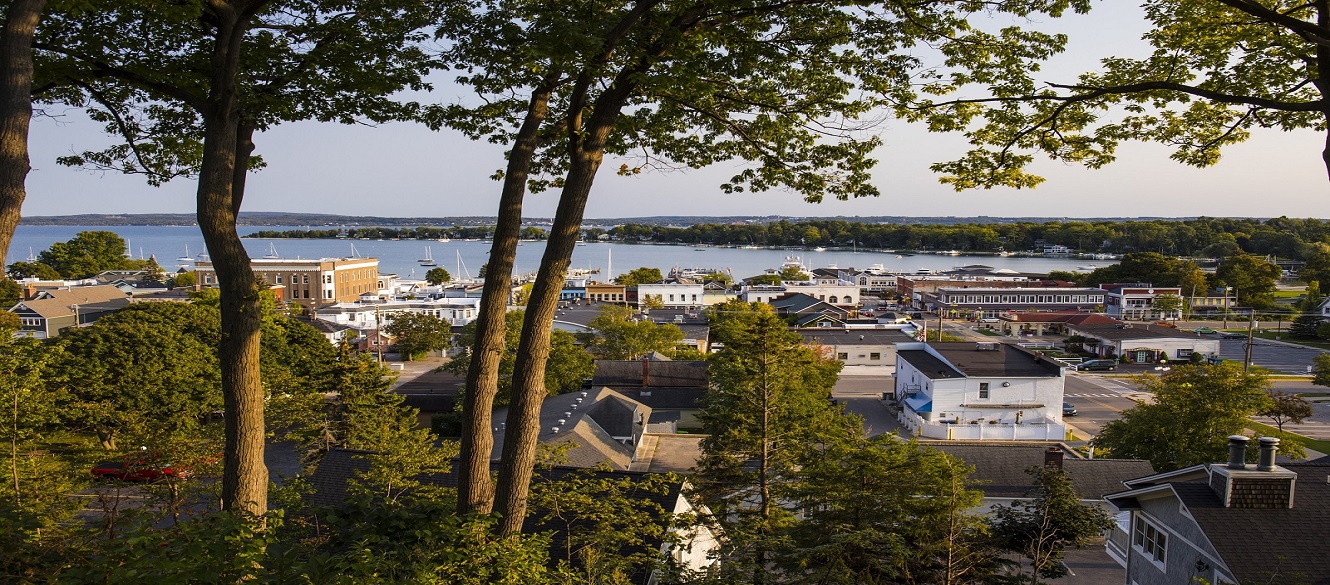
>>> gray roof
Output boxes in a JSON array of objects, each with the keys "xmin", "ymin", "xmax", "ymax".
[
  {"xmin": 593, "ymin": 360, "xmax": 708, "ymax": 388},
  {"xmin": 797, "ymin": 329, "xmax": 916, "ymax": 346},
  {"xmin": 491, "ymin": 387, "xmax": 650, "ymax": 470},
  {"xmin": 769, "ymin": 292, "xmax": 848, "ymax": 316},
  {"xmin": 897, "ymin": 349, "xmax": 965, "ymax": 379},
  {"xmin": 1068, "ymin": 323, "xmax": 1199, "ymax": 341},
  {"xmin": 926, "ymin": 443, "xmax": 1155, "ymax": 500},
  {"xmin": 928, "ymin": 342, "xmax": 1064, "ymax": 378}
]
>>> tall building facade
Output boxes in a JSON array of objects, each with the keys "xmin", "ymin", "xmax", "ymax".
[{"xmin": 195, "ymin": 257, "xmax": 379, "ymax": 308}]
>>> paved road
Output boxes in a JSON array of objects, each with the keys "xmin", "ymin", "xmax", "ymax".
[
  {"xmin": 1061, "ymin": 374, "xmax": 1141, "ymax": 439},
  {"xmin": 1214, "ymin": 337, "xmax": 1325, "ymax": 374}
]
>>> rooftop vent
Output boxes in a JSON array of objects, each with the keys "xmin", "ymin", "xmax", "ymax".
[
  {"xmin": 975, "ymin": 342, "xmax": 998, "ymax": 351},
  {"xmin": 551, "ymin": 427, "xmax": 560, "ymax": 434}
]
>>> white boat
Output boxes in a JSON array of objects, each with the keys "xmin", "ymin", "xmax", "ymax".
[
  {"xmin": 178, "ymin": 244, "xmax": 192, "ymax": 262},
  {"xmin": 1077, "ymin": 264, "xmax": 1099, "ymax": 271},
  {"xmin": 264, "ymin": 242, "xmax": 279, "ymax": 259},
  {"xmin": 813, "ymin": 247, "xmax": 827, "ymax": 252},
  {"xmin": 437, "ymin": 236, "xmax": 451, "ymax": 243},
  {"xmin": 419, "ymin": 246, "xmax": 437, "ymax": 267}
]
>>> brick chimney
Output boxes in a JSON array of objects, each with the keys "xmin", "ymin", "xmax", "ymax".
[
  {"xmin": 641, "ymin": 357, "xmax": 650, "ymax": 387},
  {"xmin": 1044, "ymin": 446, "xmax": 1064, "ymax": 469},
  {"xmin": 1209, "ymin": 436, "xmax": 1297, "ymax": 509}
]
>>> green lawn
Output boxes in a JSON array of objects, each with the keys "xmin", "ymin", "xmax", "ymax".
[
  {"xmin": 1250, "ymin": 331, "xmax": 1330, "ymax": 351},
  {"xmin": 974, "ymin": 328, "xmax": 1003, "ymax": 337},
  {"xmin": 1246, "ymin": 420, "xmax": 1330, "ymax": 455}
]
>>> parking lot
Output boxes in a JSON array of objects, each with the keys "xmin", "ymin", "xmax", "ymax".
[{"xmin": 1215, "ymin": 337, "xmax": 1325, "ymax": 374}]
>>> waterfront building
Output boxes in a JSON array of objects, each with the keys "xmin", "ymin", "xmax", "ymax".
[
  {"xmin": 1101, "ymin": 283, "xmax": 1184, "ymax": 321},
  {"xmin": 922, "ymin": 286, "xmax": 1107, "ymax": 317},
  {"xmin": 195, "ymin": 256, "xmax": 379, "ymax": 308}
]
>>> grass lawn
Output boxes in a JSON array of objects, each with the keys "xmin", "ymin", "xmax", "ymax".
[
  {"xmin": 1246, "ymin": 420, "xmax": 1330, "ymax": 455},
  {"xmin": 1272, "ymin": 290, "xmax": 1304, "ymax": 299},
  {"xmin": 974, "ymin": 328, "xmax": 1003, "ymax": 337},
  {"xmin": 1250, "ymin": 331, "xmax": 1330, "ymax": 350}
]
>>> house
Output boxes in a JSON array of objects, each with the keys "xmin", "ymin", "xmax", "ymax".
[
  {"xmin": 643, "ymin": 308, "xmax": 711, "ymax": 353},
  {"xmin": 738, "ymin": 284, "xmax": 789, "ymax": 304},
  {"xmin": 195, "ymin": 256, "xmax": 379, "ymax": 308},
  {"xmin": 592, "ymin": 357, "xmax": 708, "ymax": 432},
  {"xmin": 313, "ymin": 298, "xmax": 482, "ymax": 332},
  {"xmin": 767, "ymin": 292, "xmax": 850, "ymax": 323},
  {"xmin": 925, "ymin": 442, "xmax": 1155, "ymax": 513},
  {"xmin": 1104, "ymin": 437, "xmax": 1330, "ymax": 585},
  {"xmin": 894, "ymin": 342, "xmax": 1067, "ymax": 441},
  {"xmin": 637, "ymin": 283, "xmax": 705, "ymax": 309},
  {"xmin": 1188, "ymin": 289, "xmax": 1238, "ymax": 317},
  {"xmin": 1101, "ymin": 283, "xmax": 1184, "ymax": 321},
  {"xmin": 995, "ymin": 311, "xmax": 1120, "ymax": 336},
  {"xmin": 7, "ymin": 284, "xmax": 131, "ymax": 338},
  {"xmin": 778, "ymin": 281, "xmax": 859, "ymax": 307},
  {"xmin": 492, "ymin": 387, "xmax": 652, "ymax": 471},
  {"xmin": 1067, "ymin": 323, "xmax": 1221, "ymax": 363},
  {"xmin": 797, "ymin": 328, "xmax": 916, "ymax": 367},
  {"xmin": 308, "ymin": 449, "xmax": 719, "ymax": 584},
  {"xmin": 586, "ymin": 282, "xmax": 627, "ymax": 304},
  {"xmin": 299, "ymin": 316, "xmax": 355, "ymax": 345}
]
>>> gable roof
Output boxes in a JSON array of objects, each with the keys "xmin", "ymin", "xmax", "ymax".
[
  {"xmin": 767, "ymin": 292, "xmax": 848, "ymax": 316},
  {"xmin": 491, "ymin": 387, "xmax": 650, "ymax": 470},
  {"xmin": 1068, "ymin": 323, "xmax": 1200, "ymax": 341},
  {"xmin": 12, "ymin": 284, "xmax": 131, "ymax": 318},
  {"xmin": 926, "ymin": 443, "xmax": 1154, "ymax": 499}
]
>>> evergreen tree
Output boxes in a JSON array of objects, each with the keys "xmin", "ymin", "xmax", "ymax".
[{"xmin": 989, "ymin": 466, "xmax": 1113, "ymax": 584}]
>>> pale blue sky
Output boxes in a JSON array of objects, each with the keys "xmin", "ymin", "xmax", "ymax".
[{"xmin": 23, "ymin": 2, "xmax": 1330, "ymax": 220}]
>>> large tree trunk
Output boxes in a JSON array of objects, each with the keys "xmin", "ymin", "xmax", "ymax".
[
  {"xmin": 494, "ymin": 143, "xmax": 604, "ymax": 535},
  {"xmin": 457, "ymin": 82, "xmax": 555, "ymax": 516},
  {"xmin": 0, "ymin": 0, "xmax": 44, "ymax": 269},
  {"xmin": 199, "ymin": 7, "xmax": 267, "ymax": 517}
]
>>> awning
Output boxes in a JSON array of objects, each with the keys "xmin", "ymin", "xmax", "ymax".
[{"xmin": 903, "ymin": 395, "xmax": 932, "ymax": 413}]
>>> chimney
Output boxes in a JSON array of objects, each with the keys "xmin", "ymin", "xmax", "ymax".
[
  {"xmin": 1044, "ymin": 446, "xmax": 1064, "ymax": 469},
  {"xmin": 1227, "ymin": 435, "xmax": 1249, "ymax": 469},
  {"xmin": 642, "ymin": 357, "xmax": 651, "ymax": 387},
  {"xmin": 1210, "ymin": 435, "xmax": 1297, "ymax": 509}
]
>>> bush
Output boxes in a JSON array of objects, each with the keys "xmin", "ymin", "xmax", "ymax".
[
  {"xmin": 431, "ymin": 411, "xmax": 462, "ymax": 438},
  {"xmin": 1317, "ymin": 322, "xmax": 1330, "ymax": 340},
  {"xmin": 1289, "ymin": 315, "xmax": 1324, "ymax": 339}
]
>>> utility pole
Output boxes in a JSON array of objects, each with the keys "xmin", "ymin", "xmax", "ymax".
[
  {"xmin": 1244, "ymin": 310, "xmax": 1255, "ymax": 372},
  {"xmin": 375, "ymin": 305, "xmax": 384, "ymax": 364}
]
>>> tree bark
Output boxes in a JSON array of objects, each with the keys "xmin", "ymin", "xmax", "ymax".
[
  {"xmin": 457, "ymin": 81, "xmax": 555, "ymax": 516},
  {"xmin": 198, "ymin": 5, "xmax": 267, "ymax": 517},
  {"xmin": 494, "ymin": 142, "xmax": 605, "ymax": 535},
  {"xmin": 0, "ymin": 0, "xmax": 44, "ymax": 269}
]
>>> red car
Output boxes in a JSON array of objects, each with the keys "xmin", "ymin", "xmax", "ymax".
[{"xmin": 91, "ymin": 454, "xmax": 184, "ymax": 482}]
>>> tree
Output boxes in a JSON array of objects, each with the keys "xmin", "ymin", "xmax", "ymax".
[
  {"xmin": 1299, "ymin": 281, "xmax": 1326, "ymax": 313},
  {"xmin": 1301, "ymin": 248, "xmax": 1330, "ymax": 287},
  {"xmin": 1259, "ymin": 391, "xmax": 1314, "ymax": 433},
  {"xmin": 1085, "ymin": 252, "xmax": 1182, "ymax": 287},
  {"xmin": 5, "ymin": 260, "xmax": 58, "ymax": 280},
  {"xmin": 908, "ymin": 1, "xmax": 1330, "ymax": 188},
  {"xmin": 446, "ymin": 310, "xmax": 593, "ymax": 406},
  {"xmin": 1150, "ymin": 293, "xmax": 1183, "ymax": 320},
  {"xmin": 701, "ymin": 271, "xmax": 732, "ymax": 288},
  {"xmin": 1216, "ymin": 254, "xmax": 1283, "ymax": 307},
  {"xmin": 1289, "ymin": 315, "xmax": 1325, "ymax": 339},
  {"xmin": 170, "ymin": 271, "xmax": 195, "ymax": 288},
  {"xmin": 0, "ymin": 1, "xmax": 42, "ymax": 270},
  {"xmin": 382, "ymin": 312, "xmax": 451, "ymax": 361},
  {"xmin": 1314, "ymin": 354, "xmax": 1330, "ymax": 388},
  {"xmin": 37, "ymin": 230, "xmax": 136, "ymax": 279},
  {"xmin": 425, "ymin": 267, "xmax": 451, "ymax": 286},
  {"xmin": 638, "ymin": 294, "xmax": 664, "ymax": 310},
  {"xmin": 692, "ymin": 301, "xmax": 851, "ymax": 583},
  {"xmin": 0, "ymin": 277, "xmax": 18, "ymax": 306},
  {"xmin": 783, "ymin": 435, "xmax": 1003, "ymax": 585},
  {"xmin": 43, "ymin": 0, "xmax": 450, "ymax": 517},
  {"xmin": 1094, "ymin": 364, "xmax": 1293, "ymax": 470},
  {"xmin": 1045, "ymin": 270, "xmax": 1081, "ymax": 284},
  {"xmin": 778, "ymin": 266, "xmax": 810, "ymax": 282},
  {"xmin": 747, "ymin": 274, "xmax": 783, "ymax": 286},
  {"xmin": 613, "ymin": 267, "xmax": 663, "ymax": 287},
  {"xmin": 577, "ymin": 304, "xmax": 684, "ymax": 360},
  {"xmin": 989, "ymin": 466, "xmax": 1113, "ymax": 584},
  {"xmin": 446, "ymin": 0, "xmax": 1080, "ymax": 534}
]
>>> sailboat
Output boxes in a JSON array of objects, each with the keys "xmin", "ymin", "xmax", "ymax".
[
  {"xmin": 419, "ymin": 246, "xmax": 437, "ymax": 267},
  {"xmin": 178, "ymin": 244, "xmax": 192, "ymax": 262},
  {"xmin": 264, "ymin": 242, "xmax": 280, "ymax": 259}
]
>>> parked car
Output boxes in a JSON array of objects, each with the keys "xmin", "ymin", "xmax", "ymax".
[
  {"xmin": 91, "ymin": 455, "xmax": 182, "ymax": 482},
  {"xmin": 1193, "ymin": 327, "xmax": 1218, "ymax": 334},
  {"xmin": 1153, "ymin": 321, "xmax": 1178, "ymax": 328},
  {"xmin": 1076, "ymin": 359, "xmax": 1118, "ymax": 371},
  {"xmin": 1220, "ymin": 332, "xmax": 1246, "ymax": 339},
  {"xmin": 1062, "ymin": 403, "xmax": 1078, "ymax": 416}
]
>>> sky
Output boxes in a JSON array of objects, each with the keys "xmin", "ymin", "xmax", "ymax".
[{"xmin": 22, "ymin": 2, "xmax": 1330, "ymax": 221}]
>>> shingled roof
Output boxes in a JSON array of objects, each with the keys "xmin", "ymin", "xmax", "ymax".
[
  {"xmin": 491, "ymin": 387, "xmax": 651, "ymax": 470},
  {"xmin": 926, "ymin": 443, "xmax": 1155, "ymax": 500}
]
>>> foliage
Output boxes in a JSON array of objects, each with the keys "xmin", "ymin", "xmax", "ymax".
[
  {"xmin": 170, "ymin": 270, "xmax": 195, "ymax": 288},
  {"xmin": 1150, "ymin": 293, "xmax": 1183, "ymax": 318},
  {"xmin": 1085, "ymin": 252, "xmax": 1184, "ymax": 287},
  {"xmin": 1259, "ymin": 392, "xmax": 1314, "ymax": 433},
  {"xmin": 5, "ymin": 261, "xmax": 60, "ymax": 280},
  {"xmin": 1045, "ymin": 270, "xmax": 1081, "ymax": 284},
  {"xmin": 577, "ymin": 305, "xmax": 684, "ymax": 360},
  {"xmin": 1093, "ymin": 364, "xmax": 1295, "ymax": 470},
  {"xmin": 700, "ymin": 272, "xmax": 732, "ymax": 287},
  {"xmin": 36, "ymin": 230, "xmax": 143, "ymax": 279},
  {"xmin": 426, "ymin": 267, "xmax": 452, "ymax": 285},
  {"xmin": 1216, "ymin": 254, "xmax": 1283, "ymax": 307},
  {"xmin": 57, "ymin": 303, "xmax": 222, "ymax": 450},
  {"xmin": 0, "ymin": 278, "xmax": 19, "ymax": 306},
  {"xmin": 1289, "ymin": 315, "xmax": 1324, "ymax": 340},
  {"xmin": 904, "ymin": 0, "xmax": 1330, "ymax": 188},
  {"xmin": 527, "ymin": 468, "xmax": 676, "ymax": 583},
  {"xmin": 782, "ymin": 435, "xmax": 1003, "ymax": 584},
  {"xmin": 638, "ymin": 295, "xmax": 664, "ymax": 310},
  {"xmin": 614, "ymin": 268, "xmax": 663, "ymax": 287},
  {"xmin": 1299, "ymin": 281, "xmax": 1326, "ymax": 313},
  {"xmin": 778, "ymin": 266, "xmax": 810, "ymax": 282},
  {"xmin": 1314, "ymin": 354, "xmax": 1330, "ymax": 388},
  {"xmin": 383, "ymin": 312, "xmax": 452, "ymax": 361},
  {"xmin": 1301, "ymin": 248, "xmax": 1330, "ymax": 288},
  {"xmin": 693, "ymin": 301, "xmax": 852, "ymax": 583},
  {"xmin": 747, "ymin": 273, "xmax": 783, "ymax": 286},
  {"xmin": 446, "ymin": 310, "xmax": 593, "ymax": 406},
  {"xmin": 989, "ymin": 466, "xmax": 1114, "ymax": 583}
]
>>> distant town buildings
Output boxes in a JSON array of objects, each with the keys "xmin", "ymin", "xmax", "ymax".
[{"xmin": 195, "ymin": 256, "xmax": 379, "ymax": 308}]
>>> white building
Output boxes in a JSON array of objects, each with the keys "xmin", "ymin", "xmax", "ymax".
[
  {"xmin": 1067, "ymin": 323, "xmax": 1221, "ymax": 363},
  {"xmin": 781, "ymin": 281, "xmax": 860, "ymax": 307},
  {"xmin": 637, "ymin": 283, "xmax": 705, "ymax": 309},
  {"xmin": 1102, "ymin": 284, "xmax": 1184, "ymax": 321},
  {"xmin": 894, "ymin": 342, "xmax": 1067, "ymax": 441},
  {"xmin": 313, "ymin": 297, "xmax": 482, "ymax": 332}
]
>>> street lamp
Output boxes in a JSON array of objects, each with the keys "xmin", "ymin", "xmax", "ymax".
[{"xmin": 69, "ymin": 304, "xmax": 80, "ymax": 329}]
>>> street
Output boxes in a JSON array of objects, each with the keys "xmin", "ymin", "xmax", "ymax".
[{"xmin": 1060, "ymin": 374, "xmax": 1143, "ymax": 438}]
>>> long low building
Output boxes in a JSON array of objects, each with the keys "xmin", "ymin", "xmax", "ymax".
[
  {"xmin": 1067, "ymin": 323, "xmax": 1221, "ymax": 363},
  {"xmin": 924, "ymin": 286, "xmax": 1108, "ymax": 317},
  {"xmin": 314, "ymin": 297, "xmax": 482, "ymax": 331},
  {"xmin": 797, "ymin": 328, "xmax": 917, "ymax": 367}
]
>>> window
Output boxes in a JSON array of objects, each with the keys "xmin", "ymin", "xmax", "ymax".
[
  {"xmin": 837, "ymin": 352, "xmax": 848, "ymax": 360},
  {"xmin": 1177, "ymin": 349, "xmax": 1194, "ymax": 359},
  {"xmin": 1132, "ymin": 518, "xmax": 1167, "ymax": 567},
  {"xmin": 325, "ymin": 274, "xmax": 333, "ymax": 284},
  {"xmin": 325, "ymin": 290, "xmax": 333, "ymax": 299},
  {"xmin": 979, "ymin": 382, "xmax": 990, "ymax": 399},
  {"xmin": 303, "ymin": 274, "xmax": 310, "ymax": 284},
  {"xmin": 870, "ymin": 352, "xmax": 881, "ymax": 361},
  {"xmin": 274, "ymin": 274, "xmax": 282, "ymax": 284}
]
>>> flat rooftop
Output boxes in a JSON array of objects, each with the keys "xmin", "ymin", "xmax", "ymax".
[{"xmin": 902, "ymin": 342, "xmax": 1064, "ymax": 379}]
